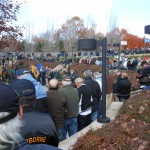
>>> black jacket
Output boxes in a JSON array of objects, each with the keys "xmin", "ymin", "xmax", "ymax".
[
  {"xmin": 116, "ymin": 77, "xmax": 131, "ymax": 99},
  {"xmin": 77, "ymin": 84, "xmax": 92, "ymax": 113},
  {"xmin": 21, "ymin": 107, "xmax": 58, "ymax": 147},
  {"xmin": 84, "ymin": 77, "xmax": 101, "ymax": 112},
  {"xmin": 139, "ymin": 66, "xmax": 150, "ymax": 86}
]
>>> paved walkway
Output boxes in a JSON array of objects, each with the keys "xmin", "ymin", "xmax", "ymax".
[{"xmin": 58, "ymin": 102, "xmax": 123, "ymax": 150}]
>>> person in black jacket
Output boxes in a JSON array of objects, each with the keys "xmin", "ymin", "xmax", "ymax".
[
  {"xmin": 137, "ymin": 61, "xmax": 150, "ymax": 90},
  {"xmin": 9, "ymin": 79, "xmax": 59, "ymax": 147},
  {"xmin": 83, "ymin": 70, "xmax": 101, "ymax": 122},
  {"xmin": 0, "ymin": 82, "xmax": 60, "ymax": 150},
  {"xmin": 116, "ymin": 72, "xmax": 131, "ymax": 102},
  {"xmin": 75, "ymin": 78, "xmax": 92, "ymax": 131}
]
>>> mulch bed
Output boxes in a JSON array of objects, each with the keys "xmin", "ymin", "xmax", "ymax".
[{"xmin": 14, "ymin": 60, "xmax": 140, "ymax": 89}]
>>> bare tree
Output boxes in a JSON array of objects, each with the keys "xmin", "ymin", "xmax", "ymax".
[{"xmin": 106, "ymin": 14, "xmax": 120, "ymax": 48}]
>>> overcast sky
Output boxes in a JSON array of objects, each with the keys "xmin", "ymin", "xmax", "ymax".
[{"xmin": 18, "ymin": 0, "xmax": 150, "ymax": 38}]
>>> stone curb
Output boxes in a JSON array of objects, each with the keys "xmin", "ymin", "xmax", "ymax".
[{"xmin": 58, "ymin": 102, "xmax": 123, "ymax": 150}]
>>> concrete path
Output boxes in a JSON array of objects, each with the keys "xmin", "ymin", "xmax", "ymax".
[{"xmin": 58, "ymin": 102, "xmax": 123, "ymax": 150}]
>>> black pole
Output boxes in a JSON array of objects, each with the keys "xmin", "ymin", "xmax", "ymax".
[
  {"xmin": 97, "ymin": 38, "xmax": 110, "ymax": 123},
  {"xmin": 118, "ymin": 44, "xmax": 121, "ymax": 71}
]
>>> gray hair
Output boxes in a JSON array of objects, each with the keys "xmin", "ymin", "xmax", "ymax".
[
  {"xmin": 0, "ymin": 112, "xmax": 23, "ymax": 150},
  {"xmin": 93, "ymin": 72, "xmax": 102, "ymax": 78},
  {"xmin": 83, "ymin": 70, "xmax": 92, "ymax": 78},
  {"xmin": 75, "ymin": 78, "xmax": 84, "ymax": 83}
]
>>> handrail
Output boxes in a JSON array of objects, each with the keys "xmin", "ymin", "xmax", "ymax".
[{"xmin": 113, "ymin": 89, "xmax": 142, "ymax": 101}]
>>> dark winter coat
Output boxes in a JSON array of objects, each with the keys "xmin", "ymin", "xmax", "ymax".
[
  {"xmin": 116, "ymin": 77, "xmax": 131, "ymax": 99},
  {"xmin": 77, "ymin": 84, "xmax": 92, "ymax": 113},
  {"xmin": 46, "ymin": 89, "xmax": 67, "ymax": 128},
  {"xmin": 58, "ymin": 85, "xmax": 79, "ymax": 118},
  {"xmin": 21, "ymin": 107, "xmax": 58, "ymax": 146},
  {"xmin": 84, "ymin": 77, "xmax": 101, "ymax": 112}
]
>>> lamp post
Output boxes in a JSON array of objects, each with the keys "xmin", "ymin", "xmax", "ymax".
[
  {"xmin": 97, "ymin": 38, "xmax": 110, "ymax": 123},
  {"xmin": 118, "ymin": 44, "xmax": 121, "ymax": 71}
]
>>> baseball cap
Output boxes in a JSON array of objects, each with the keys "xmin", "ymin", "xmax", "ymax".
[
  {"xmin": 9, "ymin": 79, "xmax": 36, "ymax": 101},
  {"xmin": 0, "ymin": 82, "xmax": 19, "ymax": 124},
  {"xmin": 16, "ymin": 68, "xmax": 30, "ymax": 77}
]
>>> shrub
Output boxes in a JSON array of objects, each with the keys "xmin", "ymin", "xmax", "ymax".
[{"xmin": 71, "ymin": 90, "xmax": 150, "ymax": 150}]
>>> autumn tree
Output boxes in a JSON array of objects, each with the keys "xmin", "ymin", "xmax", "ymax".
[
  {"xmin": 32, "ymin": 35, "xmax": 46, "ymax": 52},
  {"xmin": 0, "ymin": 0, "xmax": 23, "ymax": 50},
  {"xmin": 120, "ymin": 28, "xmax": 144, "ymax": 50},
  {"xmin": 58, "ymin": 16, "xmax": 88, "ymax": 52}
]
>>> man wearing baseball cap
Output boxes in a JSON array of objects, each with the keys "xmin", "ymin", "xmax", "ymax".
[
  {"xmin": 9, "ymin": 79, "xmax": 59, "ymax": 147},
  {"xmin": 15, "ymin": 67, "xmax": 48, "ymax": 113},
  {"xmin": 0, "ymin": 82, "xmax": 60, "ymax": 150}
]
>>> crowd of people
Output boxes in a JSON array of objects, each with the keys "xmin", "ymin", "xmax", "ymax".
[{"xmin": 0, "ymin": 53, "xmax": 150, "ymax": 149}]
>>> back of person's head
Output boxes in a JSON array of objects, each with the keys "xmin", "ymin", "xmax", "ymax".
[
  {"xmin": 49, "ymin": 79, "xmax": 59, "ymax": 90},
  {"xmin": 114, "ymin": 70, "xmax": 121, "ymax": 76},
  {"xmin": 141, "ymin": 60, "xmax": 148, "ymax": 67},
  {"xmin": 121, "ymin": 72, "xmax": 128, "ymax": 78},
  {"xmin": 75, "ymin": 78, "xmax": 83, "ymax": 87},
  {"xmin": 83, "ymin": 70, "xmax": 92, "ymax": 79},
  {"xmin": 9, "ymin": 79, "xmax": 36, "ymax": 106},
  {"xmin": 0, "ymin": 82, "xmax": 23, "ymax": 150}
]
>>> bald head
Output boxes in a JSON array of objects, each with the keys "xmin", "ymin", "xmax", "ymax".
[{"xmin": 49, "ymin": 79, "xmax": 59, "ymax": 89}]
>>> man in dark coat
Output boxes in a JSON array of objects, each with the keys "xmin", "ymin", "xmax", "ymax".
[
  {"xmin": 58, "ymin": 75, "xmax": 79, "ymax": 140},
  {"xmin": 83, "ymin": 70, "xmax": 101, "ymax": 122},
  {"xmin": 137, "ymin": 61, "xmax": 150, "ymax": 90},
  {"xmin": 47, "ymin": 79, "xmax": 67, "ymax": 142},
  {"xmin": 116, "ymin": 72, "xmax": 131, "ymax": 102},
  {"xmin": 75, "ymin": 78, "xmax": 92, "ymax": 131},
  {"xmin": 9, "ymin": 79, "xmax": 59, "ymax": 147}
]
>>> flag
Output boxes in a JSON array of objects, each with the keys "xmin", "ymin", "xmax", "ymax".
[
  {"xmin": 31, "ymin": 65, "xmax": 40, "ymax": 79},
  {"xmin": 37, "ymin": 62, "xmax": 42, "ymax": 70}
]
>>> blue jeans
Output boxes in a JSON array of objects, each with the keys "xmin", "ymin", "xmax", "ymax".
[
  {"xmin": 62, "ymin": 117, "xmax": 77, "ymax": 140},
  {"xmin": 119, "ymin": 97, "xmax": 126, "ymax": 102},
  {"xmin": 57, "ymin": 128, "xmax": 64, "ymax": 142},
  {"xmin": 97, "ymin": 100, "xmax": 102, "ymax": 118},
  {"xmin": 90, "ymin": 111, "xmax": 98, "ymax": 122}
]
